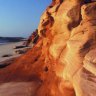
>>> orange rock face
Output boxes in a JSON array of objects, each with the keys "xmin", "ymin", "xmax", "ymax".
[
  {"xmin": 0, "ymin": 0, "xmax": 96, "ymax": 96},
  {"xmin": 24, "ymin": 29, "xmax": 39, "ymax": 46}
]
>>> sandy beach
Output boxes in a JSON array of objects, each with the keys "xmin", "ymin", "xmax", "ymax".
[{"xmin": 0, "ymin": 41, "xmax": 24, "ymax": 62}]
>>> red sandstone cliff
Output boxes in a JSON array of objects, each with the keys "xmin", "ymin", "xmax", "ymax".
[{"xmin": 0, "ymin": 0, "xmax": 96, "ymax": 96}]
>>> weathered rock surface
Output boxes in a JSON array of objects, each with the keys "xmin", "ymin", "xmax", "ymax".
[
  {"xmin": 24, "ymin": 29, "xmax": 39, "ymax": 46},
  {"xmin": 0, "ymin": 0, "xmax": 96, "ymax": 96}
]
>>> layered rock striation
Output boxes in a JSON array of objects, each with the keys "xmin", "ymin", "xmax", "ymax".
[{"xmin": 0, "ymin": 0, "xmax": 96, "ymax": 96}]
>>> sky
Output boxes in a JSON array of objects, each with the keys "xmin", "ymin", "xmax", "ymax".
[{"xmin": 0, "ymin": 0, "xmax": 51, "ymax": 37}]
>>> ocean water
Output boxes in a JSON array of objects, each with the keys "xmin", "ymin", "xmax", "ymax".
[{"xmin": 0, "ymin": 40, "xmax": 9, "ymax": 45}]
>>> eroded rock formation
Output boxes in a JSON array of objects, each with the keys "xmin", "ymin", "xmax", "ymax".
[
  {"xmin": 24, "ymin": 29, "xmax": 39, "ymax": 46},
  {"xmin": 0, "ymin": 0, "xmax": 96, "ymax": 96}
]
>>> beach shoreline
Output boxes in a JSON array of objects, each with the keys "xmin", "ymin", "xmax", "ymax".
[{"xmin": 0, "ymin": 41, "xmax": 25, "ymax": 63}]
